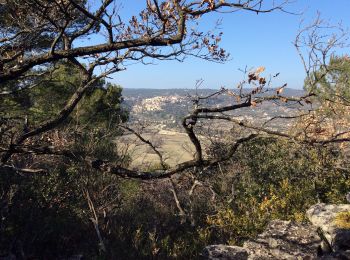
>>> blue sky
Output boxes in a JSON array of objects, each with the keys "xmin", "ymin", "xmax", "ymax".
[{"xmin": 94, "ymin": 1, "xmax": 350, "ymax": 89}]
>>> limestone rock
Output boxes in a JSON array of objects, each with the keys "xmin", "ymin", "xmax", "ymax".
[
  {"xmin": 202, "ymin": 221, "xmax": 321, "ymax": 260},
  {"xmin": 307, "ymin": 203, "xmax": 350, "ymax": 251},
  {"xmin": 244, "ymin": 220, "xmax": 321, "ymax": 259},
  {"xmin": 203, "ymin": 204, "xmax": 350, "ymax": 260},
  {"xmin": 202, "ymin": 245, "xmax": 248, "ymax": 260}
]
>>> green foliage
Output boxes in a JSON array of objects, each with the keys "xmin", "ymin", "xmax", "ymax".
[
  {"xmin": 2, "ymin": 133, "xmax": 350, "ymax": 258},
  {"xmin": 0, "ymin": 126, "xmax": 131, "ymax": 258},
  {"xmin": 78, "ymin": 82, "xmax": 128, "ymax": 127},
  {"xmin": 201, "ymin": 137, "xmax": 350, "ymax": 246},
  {"xmin": 305, "ymin": 55, "xmax": 350, "ymax": 101},
  {"xmin": 301, "ymin": 56, "xmax": 350, "ymax": 137},
  {"xmin": 1, "ymin": 62, "xmax": 127, "ymax": 128},
  {"xmin": 0, "ymin": 60, "xmax": 131, "ymax": 258},
  {"xmin": 28, "ymin": 65, "xmax": 81, "ymax": 121}
]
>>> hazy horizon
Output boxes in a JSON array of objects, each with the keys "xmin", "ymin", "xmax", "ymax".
[{"xmin": 121, "ymin": 86, "xmax": 305, "ymax": 90}]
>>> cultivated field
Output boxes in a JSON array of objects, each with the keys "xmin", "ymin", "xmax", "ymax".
[{"xmin": 117, "ymin": 129, "xmax": 197, "ymax": 169}]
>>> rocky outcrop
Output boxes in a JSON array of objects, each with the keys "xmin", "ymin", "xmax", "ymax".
[
  {"xmin": 203, "ymin": 203, "xmax": 350, "ymax": 260},
  {"xmin": 307, "ymin": 203, "xmax": 350, "ymax": 252},
  {"xmin": 202, "ymin": 245, "xmax": 249, "ymax": 260},
  {"xmin": 244, "ymin": 220, "xmax": 321, "ymax": 259},
  {"xmin": 203, "ymin": 220, "xmax": 321, "ymax": 260}
]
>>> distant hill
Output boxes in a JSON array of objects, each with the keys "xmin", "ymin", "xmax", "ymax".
[
  {"xmin": 122, "ymin": 88, "xmax": 306, "ymax": 99},
  {"xmin": 121, "ymin": 88, "xmax": 309, "ymax": 130}
]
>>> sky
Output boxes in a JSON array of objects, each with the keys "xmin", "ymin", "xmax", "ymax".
[{"xmin": 93, "ymin": 1, "xmax": 350, "ymax": 90}]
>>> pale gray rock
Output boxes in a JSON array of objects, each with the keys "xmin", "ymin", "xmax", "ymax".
[
  {"xmin": 202, "ymin": 245, "xmax": 248, "ymax": 260},
  {"xmin": 244, "ymin": 220, "xmax": 321, "ymax": 260},
  {"xmin": 202, "ymin": 221, "xmax": 321, "ymax": 260},
  {"xmin": 203, "ymin": 204, "xmax": 350, "ymax": 260},
  {"xmin": 307, "ymin": 203, "xmax": 350, "ymax": 251}
]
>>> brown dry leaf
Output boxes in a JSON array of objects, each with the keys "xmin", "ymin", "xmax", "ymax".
[
  {"xmin": 276, "ymin": 88, "xmax": 283, "ymax": 95},
  {"xmin": 256, "ymin": 66, "xmax": 265, "ymax": 74},
  {"xmin": 276, "ymin": 83, "xmax": 287, "ymax": 95},
  {"xmin": 248, "ymin": 73, "xmax": 258, "ymax": 83},
  {"xmin": 251, "ymin": 100, "xmax": 257, "ymax": 107},
  {"xmin": 259, "ymin": 77, "xmax": 266, "ymax": 85}
]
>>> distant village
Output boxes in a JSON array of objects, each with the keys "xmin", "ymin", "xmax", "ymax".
[{"xmin": 122, "ymin": 88, "xmax": 307, "ymax": 132}]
